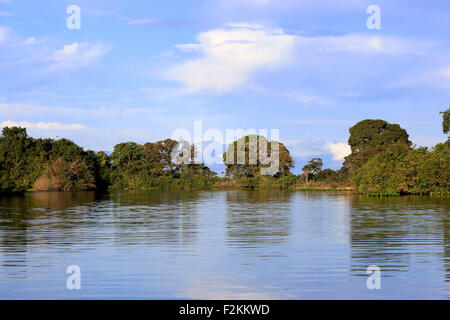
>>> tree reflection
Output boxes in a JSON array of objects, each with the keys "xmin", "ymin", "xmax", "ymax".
[
  {"xmin": 349, "ymin": 195, "xmax": 450, "ymax": 279},
  {"xmin": 0, "ymin": 191, "xmax": 99, "ymax": 278},
  {"xmin": 225, "ymin": 190, "xmax": 292, "ymax": 246},
  {"xmin": 440, "ymin": 202, "xmax": 450, "ymax": 283},
  {"xmin": 109, "ymin": 190, "xmax": 202, "ymax": 246}
]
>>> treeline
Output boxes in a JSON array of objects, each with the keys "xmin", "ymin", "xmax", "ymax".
[
  {"xmin": 0, "ymin": 109, "xmax": 448, "ymax": 195},
  {"xmin": 0, "ymin": 129, "xmax": 218, "ymax": 192},
  {"xmin": 0, "ymin": 127, "xmax": 98, "ymax": 192},
  {"xmin": 344, "ymin": 114, "xmax": 449, "ymax": 196},
  {"xmin": 297, "ymin": 110, "xmax": 449, "ymax": 196}
]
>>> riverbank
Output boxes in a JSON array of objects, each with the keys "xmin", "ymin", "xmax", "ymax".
[{"xmin": 294, "ymin": 186, "xmax": 354, "ymax": 191}]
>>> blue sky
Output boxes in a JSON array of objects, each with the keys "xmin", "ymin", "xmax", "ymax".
[{"xmin": 1, "ymin": 0, "xmax": 449, "ymax": 173}]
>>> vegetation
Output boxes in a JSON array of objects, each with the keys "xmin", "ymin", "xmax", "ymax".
[
  {"xmin": 222, "ymin": 135, "xmax": 295, "ymax": 188},
  {"xmin": 441, "ymin": 108, "xmax": 449, "ymax": 137},
  {"xmin": 0, "ymin": 127, "xmax": 97, "ymax": 192},
  {"xmin": 354, "ymin": 142, "xmax": 449, "ymax": 196},
  {"xmin": 353, "ymin": 110, "xmax": 449, "ymax": 196},
  {"xmin": 0, "ymin": 109, "xmax": 448, "ymax": 195},
  {"xmin": 301, "ymin": 158, "xmax": 323, "ymax": 183},
  {"xmin": 343, "ymin": 119, "xmax": 411, "ymax": 174}
]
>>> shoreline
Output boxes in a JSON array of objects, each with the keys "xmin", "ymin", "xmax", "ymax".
[{"xmin": 3, "ymin": 186, "xmax": 449, "ymax": 198}]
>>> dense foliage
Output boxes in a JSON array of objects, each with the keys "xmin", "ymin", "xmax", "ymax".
[
  {"xmin": 0, "ymin": 127, "xmax": 96, "ymax": 192},
  {"xmin": 0, "ymin": 109, "xmax": 448, "ymax": 195},
  {"xmin": 343, "ymin": 119, "xmax": 411, "ymax": 173},
  {"xmin": 106, "ymin": 139, "xmax": 217, "ymax": 190},
  {"xmin": 301, "ymin": 158, "xmax": 323, "ymax": 182},
  {"xmin": 222, "ymin": 135, "xmax": 295, "ymax": 188},
  {"xmin": 351, "ymin": 111, "xmax": 449, "ymax": 196},
  {"xmin": 354, "ymin": 142, "xmax": 449, "ymax": 196},
  {"xmin": 441, "ymin": 108, "xmax": 450, "ymax": 137}
]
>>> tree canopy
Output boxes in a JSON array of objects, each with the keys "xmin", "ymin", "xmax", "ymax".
[
  {"xmin": 355, "ymin": 142, "xmax": 449, "ymax": 196},
  {"xmin": 302, "ymin": 158, "xmax": 323, "ymax": 182},
  {"xmin": 0, "ymin": 109, "xmax": 448, "ymax": 195},
  {"xmin": 223, "ymin": 135, "xmax": 293, "ymax": 179},
  {"xmin": 441, "ymin": 108, "xmax": 450, "ymax": 136},
  {"xmin": 344, "ymin": 119, "xmax": 411, "ymax": 172},
  {"xmin": 0, "ymin": 127, "xmax": 97, "ymax": 192}
]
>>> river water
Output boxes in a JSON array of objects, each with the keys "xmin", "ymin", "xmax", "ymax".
[{"xmin": 0, "ymin": 190, "xmax": 448, "ymax": 299}]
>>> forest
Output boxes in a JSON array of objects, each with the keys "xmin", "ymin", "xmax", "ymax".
[{"xmin": 0, "ymin": 109, "xmax": 448, "ymax": 196}]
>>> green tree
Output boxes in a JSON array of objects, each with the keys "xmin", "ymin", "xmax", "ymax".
[
  {"xmin": 344, "ymin": 119, "xmax": 411, "ymax": 173},
  {"xmin": 441, "ymin": 108, "xmax": 450, "ymax": 137},
  {"xmin": 223, "ymin": 135, "xmax": 294, "ymax": 179},
  {"xmin": 302, "ymin": 158, "xmax": 323, "ymax": 182},
  {"xmin": 92, "ymin": 151, "xmax": 111, "ymax": 190},
  {"xmin": 354, "ymin": 142, "xmax": 449, "ymax": 195},
  {"xmin": 50, "ymin": 138, "xmax": 85, "ymax": 162},
  {"xmin": 111, "ymin": 142, "xmax": 145, "ymax": 169},
  {"xmin": 146, "ymin": 139, "xmax": 180, "ymax": 175},
  {"xmin": 0, "ymin": 127, "xmax": 36, "ymax": 191},
  {"xmin": 0, "ymin": 127, "xmax": 98, "ymax": 192}
]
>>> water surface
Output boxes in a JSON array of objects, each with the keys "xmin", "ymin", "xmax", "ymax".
[{"xmin": 0, "ymin": 190, "xmax": 449, "ymax": 299}]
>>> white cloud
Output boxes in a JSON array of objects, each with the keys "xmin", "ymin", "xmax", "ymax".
[
  {"xmin": 325, "ymin": 142, "xmax": 351, "ymax": 160},
  {"xmin": 0, "ymin": 102, "xmax": 167, "ymax": 118},
  {"xmin": 0, "ymin": 26, "xmax": 9, "ymax": 43},
  {"xmin": 394, "ymin": 66, "xmax": 450, "ymax": 89},
  {"xmin": 85, "ymin": 8, "xmax": 121, "ymax": 16},
  {"xmin": 165, "ymin": 23, "xmax": 296, "ymax": 93},
  {"xmin": 295, "ymin": 94, "xmax": 332, "ymax": 105},
  {"xmin": 0, "ymin": 10, "xmax": 12, "ymax": 16},
  {"xmin": 299, "ymin": 34, "xmax": 427, "ymax": 55},
  {"xmin": 23, "ymin": 36, "xmax": 36, "ymax": 45},
  {"xmin": 217, "ymin": 0, "xmax": 383, "ymax": 12},
  {"xmin": 284, "ymin": 140, "xmax": 351, "ymax": 161},
  {"xmin": 439, "ymin": 67, "xmax": 450, "ymax": 78},
  {"xmin": 1, "ymin": 120, "xmax": 86, "ymax": 130},
  {"xmin": 0, "ymin": 0, "xmax": 11, "ymax": 4},
  {"xmin": 50, "ymin": 42, "xmax": 107, "ymax": 70},
  {"xmin": 284, "ymin": 139, "xmax": 328, "ymax": 158},
  {"xmin": 239, "ymin": 0, "xmax": 270, "ymax": 6},
  {"xmin": 164, "ymin": 22, "xmax": 427, "ymax": 95},
  {"xmin": 427, "ymin": 67, "xmax": 450, "ymax": 88},
  {"xmin": 127, "ymin": 18, "xmax": 158, "ymax": 25}
]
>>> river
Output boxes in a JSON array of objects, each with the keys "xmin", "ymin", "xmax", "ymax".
[{"xmin": 0, "ymin": 190, "xmax": 448, "ymax": 299}]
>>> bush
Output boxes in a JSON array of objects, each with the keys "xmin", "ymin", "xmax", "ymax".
[{"xmin": 355, "ymin": 143, "xmax": 449, "ymax": 195}]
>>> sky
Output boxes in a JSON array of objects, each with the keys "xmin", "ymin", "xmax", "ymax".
[{"xmin": 1, "ymin": 0, "xmax": 449, "ymax": 173}]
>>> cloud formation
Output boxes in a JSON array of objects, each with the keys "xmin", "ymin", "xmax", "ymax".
[
  {"xmin": 165, "ymin": 23, "xmax": 429, "ymax": 95},
  {"xmin": 325, "ymin": 142, "xmax": 351, "ymax": 160},
  {"xmin": 127, "ymin": 18, "xmax": 158, "ymax": 25},
  {"xmin": 23, "ymin": 36, "xmax": 36, "ymax": 45},
  {"xmin": 50, "ymin": 42, "xmax": 107, "ymax": 70},
  {"xmin": 1, "ymin": 120, "xmax": 86, "ymax": 130},
  {"xmin": 285, "ymin": 140, "xmax": 351, "ymax": 161},
  {"xmin": 165, "ymin": 23, "xmax": 296, "ymax": 93},
  {"xmin": 0, "ymin": 26, "xmax": 9, "ymax": 43},
  {"xmin": 296, "ymin": 34, "xmax": 429, "ymax": 55}
]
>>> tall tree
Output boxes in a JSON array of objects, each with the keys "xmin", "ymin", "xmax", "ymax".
[
  {"xmin": 344, "ymin": 119, "xmax": 411, "ymax": 173},
  {"xmin": 223, "ymin": 135, "xmax": 293, "ymax": 178},
  {"xmin": 0, "ymin": 127, "xmax": 36, "ymax": 191},
  {"xmin": 302, "ymin": 158, "xmax": 323, "ymax": 182},
  {"xmin": 111, "ymin": 142, "xmax": 145, "ymax": 169},
  {"xmin": 154, "ymin": 139, "xmax": 180, "ymax": 174}
]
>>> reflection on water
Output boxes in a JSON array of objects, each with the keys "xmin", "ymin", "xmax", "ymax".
[
  {"xmin": 349, "ymin": 196, "xmax": 450, "ymax": 275},
  {"xmin": 0, "ymin": 191, "xmax": 448, "ymax": 299},
  {"xmin": 109, "ymin": 191, "xmax": 202, "ymax": 246},
  {"xmin": 226, "ymin": 191, "xmax": 292, "ymax": 245}
]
